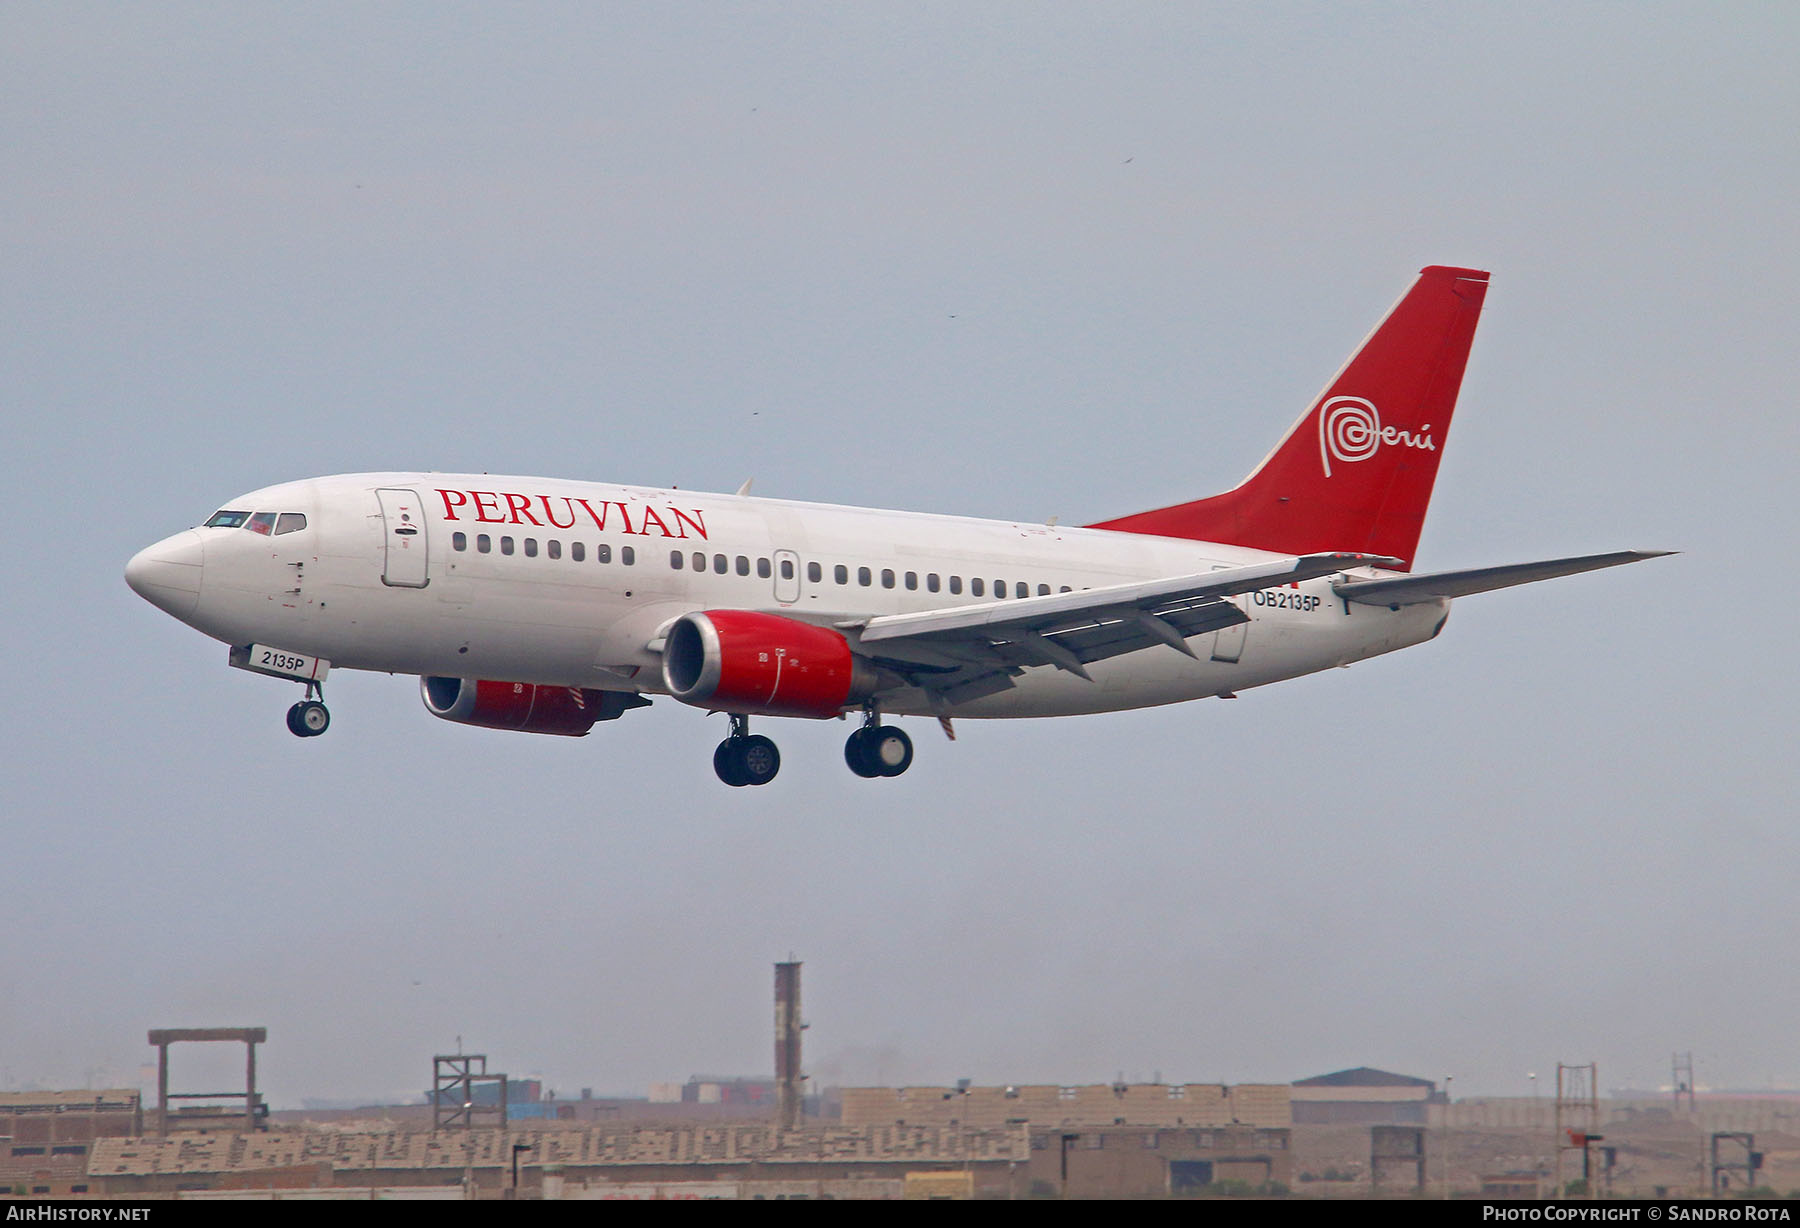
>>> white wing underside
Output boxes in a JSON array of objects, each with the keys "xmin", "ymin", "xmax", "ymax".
[{"xmin": 839, "ymin": 551, "xmax": 1395, "ymax": 707}]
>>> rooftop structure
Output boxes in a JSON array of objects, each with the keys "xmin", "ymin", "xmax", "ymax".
[{"xmin": 841, "ymin": 1083, "xmax": 1290, "ymax": 1130}]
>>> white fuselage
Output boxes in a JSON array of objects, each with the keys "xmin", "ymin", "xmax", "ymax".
[{"xmin": 132, "ymin": 472, "xmax": 1449, "ymax": 719}]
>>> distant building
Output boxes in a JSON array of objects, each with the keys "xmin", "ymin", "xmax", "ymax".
[
  {"xmin": 85, "ymin": 1123, "xmax": 1030, "ymax": 1199},
  {"xmin": 1289, "ymin": 1068, "xmax": 1445, "ymax": 1125},
  {"xmin": 635, "ymin": 1076, "xmax": 821, "ymax": 1120},
  {"xmin": 675, "ymin": 1077, "xmax": 775, "ymax": 1107},
  {"xmin": 841, "ymin": 1082, "xmax": 1291, "ymax": 1130},
  {"xmin": 839, "ymin": 1083, "xmax": 1292, "ymax": 1196},
  {"xmin": 1025, "ymin": 1125, "xmax": 1293, "ymax": 1197},
  {"xmin": 425, "ymin": 1077, "xmax": 542, "ymax": 1108},
  {"xmin": 0, "ymin": 1090, "xmax": 142, "ymax": 1198}
]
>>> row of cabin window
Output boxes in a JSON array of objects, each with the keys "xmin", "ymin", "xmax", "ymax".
[
  {"xmin": 670, "ymin": 550, "xmax": 1073, "ymax": 599},
  {"xmin": 450, "ymin": 532, "xmax": 1076, "ymax": 600},
  {"xmin": 450, "ymin": 532, "xmax": 637, "ymax": 565}
]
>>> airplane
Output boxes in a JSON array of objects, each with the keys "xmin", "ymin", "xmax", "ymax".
[{"xmin": 125, "ymin": 265, "xmax": 1667, "ymax": 786}]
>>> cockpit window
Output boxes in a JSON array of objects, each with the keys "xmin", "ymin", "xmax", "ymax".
[
  {"xmin": 246, "ymin": 512, "xmax": 277, "ymax": 535},
  {"xmin": 205, "ymin": 510, "xmax": 250, "ymax": 528},
  {"xmin": 274, "ymin": 513, "xmax": 307, "ymax": 535}
]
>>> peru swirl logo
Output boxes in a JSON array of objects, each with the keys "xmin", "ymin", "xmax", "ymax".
[{"xmin": 1317, "ymin": 396, "xmax": 1436, "ymax": 477}]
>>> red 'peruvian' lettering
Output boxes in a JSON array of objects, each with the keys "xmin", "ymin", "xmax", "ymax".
[
  {"xmin": 637, "ymin": 506, "xmax": 672, "ymax": 537},
  {"xmin": 472, "ymin": 491, "xmax": 505, "ymax": 523},
  {"xmin": 432, "ymin": 487, "xmax": 710, "ymax": 540},
  {"xmin": 573, "ymin": 498, "xmax": 635, "ymax": 534},
  {"xmin": 540, "ymin": 495, "xmax": 578, "ymax": 530},
  {"xmin": 572, "ymin": 498, "xmax": 611, "ymax": 531},
  {"xmin": 670, "ymin": 507, "xmax": 708, "ymax": 541}
]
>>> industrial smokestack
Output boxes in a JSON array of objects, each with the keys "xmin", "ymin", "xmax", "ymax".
[{"xmin": 774, "ymin": 961, "xmax": 802, "ymax": 1131}]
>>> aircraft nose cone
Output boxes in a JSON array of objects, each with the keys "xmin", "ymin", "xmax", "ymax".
[{"xmin": 125, "ymin": 530, "xmax": 204, "ymax": 619}]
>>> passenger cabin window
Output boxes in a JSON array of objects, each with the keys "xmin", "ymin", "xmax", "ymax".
[
  {"xmin": 571, "ymin": 542, "xmax": 585, "ymax": 562},
  {"xmin": 205, "ymin": 510, "xmax": 250, "ymax": 528},
  {"xmin": 807, "ymin": 561, "xmax": 822, "ymax": 582},
  {"xmin": 246, "ymin": 511, "xmax": 277, "ymax": 536},
  {"xmin": 1037, "ymin": 583, "xmax": 1051, "ymax": 596},
  {"xmin": 970, "ymin": 578, "xmax": 984, "ymax": 597},
  {"xmin": 692, "ymin": 551, "xmax": 706, "ymax": 571},
  {"xmin": 857, "ymin": 566, "xmax": 872, "ymax": 586},
  {"xmin": 834, "ymin": 564, "xmax": 849, "ymax": 585},
  {"xmin": 881, "ymin": 568, "xmax": 895, "ymax": 589},
  {"xmin": 453, "ymin": 532, "xmax": 467, "ymax": 551},
  {"xmin": 671, "ymin": 550, "xmax": 684, "ymax": 569},
  {"xmin": 735, "ymin": 555, "xmax": 749, "ymax": 576},
  {"xmin": 524, "ymin": 538, "xmax": 538, "ymax": 557},
  {"xmin": 1017, "ymin": 582, "xmax": 1030, "ymax": 598},
  {"xmin": 477, "ymin": 534, "xmax": 491, "ymax": 553},
  {"xmin": 927, "ymin": 573, "xmax": 940, "ymax": 592},
  {"xmin": 950, "ymin": 576, "xmax": 963, "ymax": 595},
  {"xmin": 275, "ymin": 513, "xmax": 307, "ymax": 535},
  {"xmin": 760, "ymin": 558, "xmax": 775, "ymax": 579},
  {"xmin": 621, "ymin": 546, "xmax": 635, "ymax": 565},
  {"xmin": 501, "ymin": 536, "xmax": 514, "ymax": 555},
  {"xmin": 548, "ymin": 540, "xmax": 561, "ymax": 559},
  {"xmin": 597, "ymin": 544, "xmax": 611, "ymax": 563}
]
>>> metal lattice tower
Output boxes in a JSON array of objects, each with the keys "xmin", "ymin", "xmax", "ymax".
[
  {"xmin": 1553, "ymin": 1062, "xmax": 1600, "ymax": 1197},
  {"xmin": 1672, "ymin": 1052, "xmax": 1696, "ymax": 1111},
  {"xmin": 1711, "ymin": 1132, "xmax": 1760, "ymax": 1195},
  {"xmin": 432, "ymin": 1052, "xmax": 509, "ymax": 1131}
]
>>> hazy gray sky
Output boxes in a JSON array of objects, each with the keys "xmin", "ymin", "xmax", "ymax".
[{"xmin": 4, "ymin": 3, "xmax": 1795, "ymax": 1106}]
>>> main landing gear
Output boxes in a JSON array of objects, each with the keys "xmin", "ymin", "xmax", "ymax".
[
  {"xmin": 714, "ymin": 714, "xmax": 781, "ymax": 787},
  {"xmin": 710, "ymin": 710, "xmax": 917, "ymax": 786},
  {"xmin": 285, "ymin": 682, "xmax": 330, "ymax": 738},
  {"xmin": 845, "ymin": 710, "xmax": 913, "ymax": 779}
]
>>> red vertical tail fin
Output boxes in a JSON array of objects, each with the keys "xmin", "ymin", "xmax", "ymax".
[{"xmin": 1087, "ymin": 265, "xmax": 1490, "ymax": 571}]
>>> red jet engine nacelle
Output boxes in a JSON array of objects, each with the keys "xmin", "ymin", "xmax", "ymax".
[
  {"xmin": 421, "ymin": 677, "xmax": 641, "ymax": 736},
  {"xmin": 662, "ymin": 610, "xmax": 878, "ymax": 719}
]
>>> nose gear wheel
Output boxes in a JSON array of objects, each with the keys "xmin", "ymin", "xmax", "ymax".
[{"xmin": 286, "ymin": 699, "xmax": 330, "ymax": 737}]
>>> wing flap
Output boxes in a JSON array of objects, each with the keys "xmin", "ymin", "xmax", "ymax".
[
  {"xmin": 854, "ymin": 551, "xmax": 1392, "ymax": 645},
  {"xmin": 847, "ymin": 551, "xmax": 1386, "ymax": 703}
]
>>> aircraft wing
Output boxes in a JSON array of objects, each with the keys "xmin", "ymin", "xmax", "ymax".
[
  {"xmin": 1330, "ymin": 550, "xmax": 1673, "ymax": 607},
  {"xmin": 842, "ymin": 552, "xmax": 1394, "ymax": 706}
]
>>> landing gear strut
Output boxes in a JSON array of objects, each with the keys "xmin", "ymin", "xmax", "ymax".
[
  {"xmin": 286, "ymin": 682, "xmax": 330, "ymax": 738},
  {"xmin": 714, "ymin": 714, "xmax": 781, "ymax": 787},
  {"xmin": 845, "ymin": 708, "xmax": 913, "ymax": 778}
]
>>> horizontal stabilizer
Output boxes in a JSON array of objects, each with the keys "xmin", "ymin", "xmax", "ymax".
[{"xmin": 1332, "ymin": 550, "xmax": 1673, "ymax": 607}]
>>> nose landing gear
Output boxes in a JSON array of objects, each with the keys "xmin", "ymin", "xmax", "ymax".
[
  {"xmin": 714, "ymin": 714, "xmax": 781, "ymax": 787},
  {"xmin": 845, "ymin": 709, "xmax": 913, "ymax": 778},
  {"xmin": 286, "ymin": 682, "xmax": 330, "ymax": 738}
]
